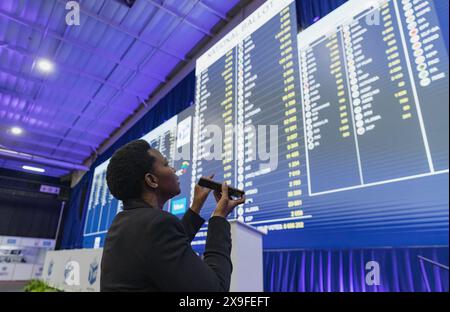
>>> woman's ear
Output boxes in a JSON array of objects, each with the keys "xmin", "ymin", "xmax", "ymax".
[{"xmin": 144, "ymin": 173, "xmax": 159, "ymax": 189}]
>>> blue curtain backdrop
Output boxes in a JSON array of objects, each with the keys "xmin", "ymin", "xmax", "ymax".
[
  {"xmin": 59, "ymin": 0, "xmax": 449, "ymax": 291},
  {"xmin": 59, "ymin": 170, "xmax": 93, "ymax": 249},
  {"xmin": 264, "ymin": 247, "xmax": 449, "ymax": 292}
]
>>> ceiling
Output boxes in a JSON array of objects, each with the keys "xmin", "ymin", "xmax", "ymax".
[{"xmin": 0, "ymin": 0, "xmax": 240, "ymax": 177}]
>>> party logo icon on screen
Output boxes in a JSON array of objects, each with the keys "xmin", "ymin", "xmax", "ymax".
[
  {"xmin": 171, "ymin": 198, "xmax": 187, "ymax": 215},
  {"xmin": 88, "ymin": 259, "xmax": 99, "ymax": 285}
]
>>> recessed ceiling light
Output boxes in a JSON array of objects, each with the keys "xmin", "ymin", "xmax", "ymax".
[
  {"xmin": 22, "ymin": 165, "xmax": 46, "ymax": 173},
  {"xmin": 36, "ymin": 58, "xmax": 54, "ymax": 73},
  {"xmin": 10, "ymin": 126, "xmax": 23, "ymax": 135}
]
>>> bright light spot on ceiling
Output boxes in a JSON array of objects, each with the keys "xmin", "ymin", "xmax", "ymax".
[
  {"xmin": 10, "ymin": 126, "xmax": 23, "ymax": 135},
  {"xmin": 22, "ymin": 165, "xmax": 46, "ymax": 173},
  {"xmin": 36, "ymin": 58, "xmax": 54, "ymax": 73}
]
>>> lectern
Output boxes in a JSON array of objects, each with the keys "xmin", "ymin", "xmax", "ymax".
[{"xmin": 229, "ymin": 220, "xmax": 267, "ymax": 292}]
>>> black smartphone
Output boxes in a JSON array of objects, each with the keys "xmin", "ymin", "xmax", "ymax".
[{"xmin": 198, "ymin": 177, "xmax": 245, "ymax": 199}]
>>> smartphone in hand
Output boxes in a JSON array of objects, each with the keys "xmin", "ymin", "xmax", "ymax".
[{"xmin": 198, "ymin": 177, "xmax": 245, "ymax": 199}]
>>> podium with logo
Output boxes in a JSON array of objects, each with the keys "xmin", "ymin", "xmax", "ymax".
[{"xmin": 42, "ymin": 248, "xmax": 102, "ymax": 292}]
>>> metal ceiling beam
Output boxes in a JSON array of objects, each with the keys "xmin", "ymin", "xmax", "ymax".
[
  {"xmin": 0, "ymin": 65, "xmax": 135, "ymax": 115},
  {"xmin": 46, "ymin": 0, "xmax": 126, "ymax": 157},
  {"xmin": 0, "ymin": 10, "xmax": 167, "ymax": 83},
  {"xmin": 0, "ymin": 147, "xmax": 89, "ymax": 171},
  {"xmin": 0, "ymin": 121, "xmax": 99, "ymax": 148},
  {"xmin": 0, "ymin": 5, "xmax": 183, "ymax": 65},
  {"xmin": 68, "ymin": 0, "xmax": 196, "ymax": 148},
  {"xmin": 0, "ymin": 68, "xmax": 134, "ymax": 145},
  {"xmin": 0, "ymin": 79, "xmax": 120, "ymax": 137},
  {"xmin": 18, "ymin": 0, "xmax": 59, "ymax": 143},
  {"xmin": 1, "ymin": 135, "xmax": 91, "ymax": 158},
  {"xmin": 85, "ymin": 0, "xmax": 249, "ymax": 168},
  {"xmin": 0, "ymin": 101, "xmax": 120, "ymax": 131},
  {"xmin": 0, "ymin": 144, "xmax": 80, "ymax": 163},
  {"xmin": 144, "ymin": 0, "xmax": 213, "ymax": 37},
  {"xmin": 80, "ymin": 0, "xmax": 206, "ymax": 165},
  {"xmin": 47, "ymin": 0, "xmax": 141, "ymax": 156},
  {"xmin": 0, "ymin": 41, "xmax": 147, "ymax": 99},
  {"xmin": 38, "ymin": 0, "xmax": 80, "ymax": 161},
  {"xmin": 197, "ymin": 1, "xmax": 230, "ymax": 21},
  {"xmin": 0, "ymin": 58, "xmax": 147, "ymax": 106},
  {"xmin": 53, "ymin": 0, "xmax": 186, "ymax": 61},
  {"xmin": 77, "ymin": 0, "xmax": 208, "ymax": 147},
  {"xmin": 0, "ymin": 110, "xmax": 109, "ymax": 139},
  {"xmin": 0, "ymin": 87, "xmax": 121, "ymax": 127}
]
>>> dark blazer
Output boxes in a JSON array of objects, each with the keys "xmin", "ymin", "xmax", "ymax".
[{"xmin": 100, "ymin": 199, "xmax": 232, "ymax": 292}]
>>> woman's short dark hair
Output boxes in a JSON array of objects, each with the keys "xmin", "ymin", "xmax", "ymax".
[{"xmin": 106, "ymin": 139, "xmax": 156, "ymax": 200}]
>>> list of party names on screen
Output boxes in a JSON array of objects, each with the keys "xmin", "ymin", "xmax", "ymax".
[
  {"xmin": 147, "ymin": 127, "xmax": 177, "ymax": 167},
  {"xmin": 84, "ymin": 162, "xmax": 118, "ymax": 243},
  {"xmin": 193, "ymin": 0, "xmax": 308, "ymax": 236},
  {"xmin": 192, "ymin": 48, "xmax": 238, "ymax": 220},
  {"xmin": 298, "ymin": 0, "xmax": 449, "ymax": 196}
]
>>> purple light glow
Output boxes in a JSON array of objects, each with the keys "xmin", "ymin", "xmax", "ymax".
[{"xmin": 0, "ymin": 0, "xmax": 240, "ymax": 177}]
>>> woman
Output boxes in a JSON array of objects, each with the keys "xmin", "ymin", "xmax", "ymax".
[{"xmin": 100, "ymin": 139, "xmax": 245, "ymax": 292}]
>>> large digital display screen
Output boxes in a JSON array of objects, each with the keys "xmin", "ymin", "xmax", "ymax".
[{"xmin": 83, "ymin": 0, "xmax": 448, "ymax": 249}]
